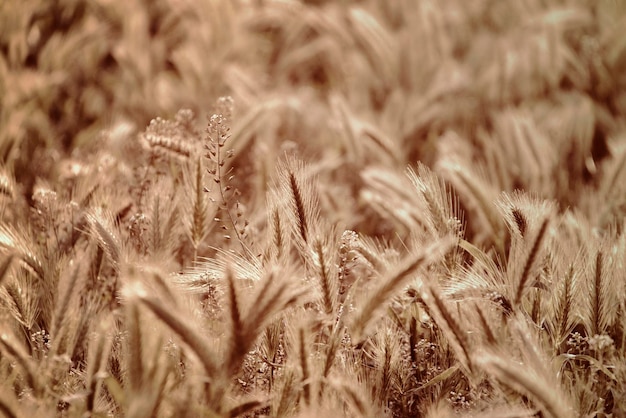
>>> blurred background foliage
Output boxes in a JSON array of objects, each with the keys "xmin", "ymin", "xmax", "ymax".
[{"xmin": 1, "ymin": 0, "xmax": 626, "ymax": 234}]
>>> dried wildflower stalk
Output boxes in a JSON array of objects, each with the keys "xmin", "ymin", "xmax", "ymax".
[{"xmin": 204, "ymin": 97, "xmax": 250, "ymax": 253}]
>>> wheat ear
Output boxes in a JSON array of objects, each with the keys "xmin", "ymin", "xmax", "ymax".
[
  {"xmin": 475, "ymin": 304, "xmax": 497, "ymax": 346},
  {"xmin": 278, "ymin": 157, "xmax": 320, "ymax": 252},
  {"xmin": 477, "ymin": 353, "xmax": 571, "ymax": 418},
  {"xmin": 189, "ymin": 157, "xmax": 209, "ymax": 263},
  {"xmin": 511, "ymin": 207, "xmax": 528, "ymax": 237},
  {"xmin": 313, "ymin": 238, "xmax": 337, "ymax": 315},
  {"xmin": 132, "ymin": 288, "xmax": 218, "ymax": 379},
  {"xmin": 271, "ymin": 207, "xmax": 285, "ymax": 259},
  {"xmin": 351, "ymin": 237, "xmax": 455, "ymax": 343},
  {"xmin": 591, "ymin": 250, "xmax": 604, "ymax": 336},
  {"xmin": 86, "ymin": 209, "xmax": 122, "ymax": 271},
  {"xmin": 0, "ymin": 226, "xmax": 44, "ymax": 282},
  {"xmin": 289, "ymin": 170, "xmax": 309, "ymax": 244},
  {"xmin": 515, "ymin": 217, "xmax": 549, "ymax": 306},
  {"xmin": 422, "ymin": 284, "xmax": 473, "ymax": 373},
  {"xmin": 556, "ymin": 264, "xmax": 575, "ymax": 344}
]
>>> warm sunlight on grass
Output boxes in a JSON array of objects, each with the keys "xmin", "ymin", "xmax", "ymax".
[{"xmin": 1, "ymin": 0, "xmax": 626, "ymax": 416}]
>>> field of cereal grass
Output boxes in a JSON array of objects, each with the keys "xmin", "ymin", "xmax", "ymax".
[{"xmin": 1, "ymin": 1, "xmax": 626, "ymax": 416}]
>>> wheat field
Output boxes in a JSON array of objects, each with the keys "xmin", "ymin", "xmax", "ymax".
[{"xmin": 1, "ymin": 0, "xmax": 626, "ymax": 417}]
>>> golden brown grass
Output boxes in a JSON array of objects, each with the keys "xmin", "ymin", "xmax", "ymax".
[{"xmin": 1, "ymin": 0, "xmax": 626, "ymax": 416}]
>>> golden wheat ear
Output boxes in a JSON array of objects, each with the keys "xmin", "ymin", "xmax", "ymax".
[
  {"xmin": 513, "ymin": 216, "xmax": 550, "ymax": 307},
  {"xmin": 276, "ymin": 155, "xmax": 321, "ymax": 250},
  {"xmin": 585, "ymin": 241, "xmax": 621, "ymax": 338},
  {"xmin": 310, "ymin": 235, "xmax": 339, "ymax": 316},
  {"xmin": 124, "ymin": 301, "xmax": 144, "ymax": 393},
  {"xmin": 265, "ymin": 200, "xmax": 289, "ymax": 262},
  {"xmin": 85, "ymin": 208, "xmax": 123, "ymax": 272},
  {"xmin": 476, "ymin": 348, "xmax": 572, "ymax": 418},
  {"xmin": 122, "ymin": 281, "xmax": 218, "ymax": 380},
  {"xmin": 350, "ymin": 235, "xmax": 456, "ymax": 345},
  {"xmin": 420, "ymin": 283, "xmax": 474, "ymax": 374},
  {"xmin": 182, "ymin": 157, "xmax": 212, "ymax": 264},
  {"xmin": 407, "ymin": 162, "xmax": 464, "ymax": 238},
  {"xmin": 0, "ymin": 225, "xmax": 45, "ymax": 282}
]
